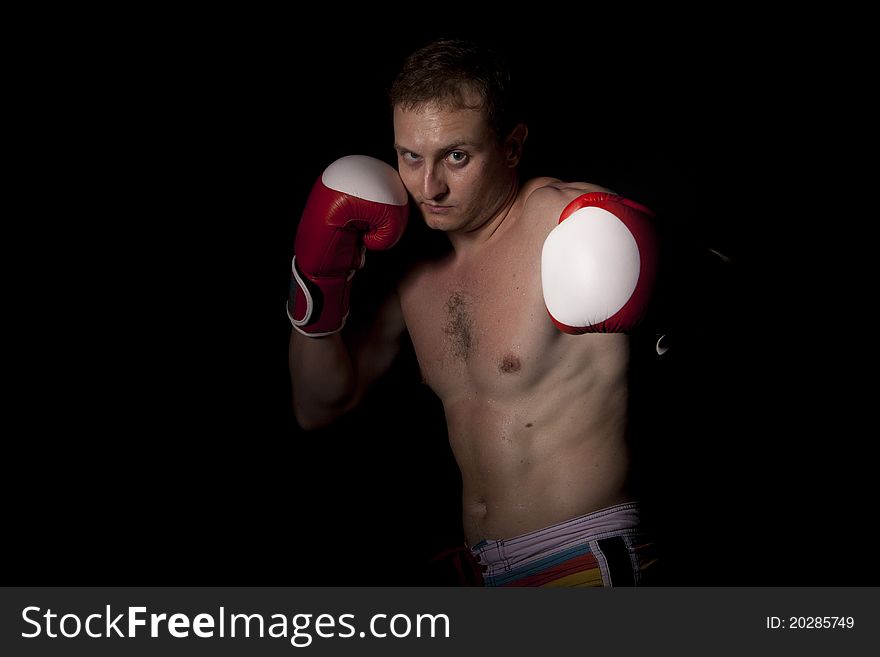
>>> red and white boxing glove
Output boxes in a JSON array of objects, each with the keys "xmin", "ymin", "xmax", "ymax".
[
  {"xmin": 288, "ymin": 155, "xmax": 409, "ymax": 336},
  {"xmin": 541, "ymin": 192, "xmax": 657, "ymax": 334}
]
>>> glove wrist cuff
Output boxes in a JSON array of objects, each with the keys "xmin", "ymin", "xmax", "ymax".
[{"xmin": 287, "ymin": 256, "xmax": 352, "ymax": 336}]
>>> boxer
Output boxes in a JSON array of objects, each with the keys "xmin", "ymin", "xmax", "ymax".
[{"xmin": 288, "ymin": 38, "xmax": 661, "ymax": 586}]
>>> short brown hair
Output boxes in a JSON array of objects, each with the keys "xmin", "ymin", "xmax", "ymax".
[{"xmin": 389, "ymin": 38, "xmax": 520, "ymax": 140}]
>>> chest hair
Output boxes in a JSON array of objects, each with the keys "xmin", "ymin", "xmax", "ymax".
[{"xmin": 443, "ymin": 290, "xmax": 476, "ymax": 362}]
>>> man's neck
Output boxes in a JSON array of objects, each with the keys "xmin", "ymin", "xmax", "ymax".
[{"xmin": 447, "ymin": 177, "xmax": 520, "ymax": 258}]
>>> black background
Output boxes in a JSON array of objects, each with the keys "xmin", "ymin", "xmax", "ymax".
[{"xmin": 11, "ymin": 11, "xmax": 872, "ymax": 586}]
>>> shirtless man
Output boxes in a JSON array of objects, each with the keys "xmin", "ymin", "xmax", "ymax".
[{"xmin": 288, "ymin": 38, "xmax": 661, "ymax": 586}]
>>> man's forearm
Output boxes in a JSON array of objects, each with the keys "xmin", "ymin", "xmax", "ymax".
[{"xmin": 289, "ymin": 330, "xmax": 357, "ymax": 430}]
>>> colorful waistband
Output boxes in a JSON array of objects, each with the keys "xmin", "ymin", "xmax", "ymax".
[{"xmin": 470, "ymin": 502, "xmax": 654, "ymax": 587}]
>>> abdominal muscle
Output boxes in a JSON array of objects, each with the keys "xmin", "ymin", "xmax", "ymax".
[{"xmin": 440, "ymin": 337, "xmax": 634, "ymax": 546}]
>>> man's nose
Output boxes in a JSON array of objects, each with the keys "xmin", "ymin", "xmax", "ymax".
[{"xmin": 423, "ymin": 165, "xmax": 448, "ymax": 201}]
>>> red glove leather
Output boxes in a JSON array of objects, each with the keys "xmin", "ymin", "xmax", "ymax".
[{"xmin": 288, "ymin": 155, "xmax": 409, "ymax": 336}]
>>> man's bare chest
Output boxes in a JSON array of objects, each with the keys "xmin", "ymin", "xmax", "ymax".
[{"xmin": 400, "ymin": 249, "xmax": 557, "ymax": 396}]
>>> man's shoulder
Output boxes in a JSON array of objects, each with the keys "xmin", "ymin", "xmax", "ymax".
[{"xmin": 521, "ymin": 177, "xmax": 617, "ymax": 224}]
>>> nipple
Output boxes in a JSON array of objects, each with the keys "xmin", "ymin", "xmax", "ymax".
[{"xmin": 499, "ymin": 353, "xmax": 521, "ymax": 374}]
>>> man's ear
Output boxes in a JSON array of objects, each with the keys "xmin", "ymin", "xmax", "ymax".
[{"xmin": 505, "ymin": 122, "xmax": 528, "ymax": 167}]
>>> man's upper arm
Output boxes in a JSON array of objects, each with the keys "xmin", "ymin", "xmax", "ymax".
[{"xmin": 347, "ymin": 287, "xmax": 408, "ymax": 404}]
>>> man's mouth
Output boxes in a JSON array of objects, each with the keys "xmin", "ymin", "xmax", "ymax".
[{"xmin": 423, "ymin": 203, "xmax": 452, "ymax": 214}]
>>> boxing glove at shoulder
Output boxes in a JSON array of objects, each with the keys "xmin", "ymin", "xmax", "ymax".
[
  {"xmin": 288, "ymin": 155, "xmax": 409, "ymax": 337},
  {"xmin": 541, "ymin": 191, "xmax": 658, "ymax": 334}
]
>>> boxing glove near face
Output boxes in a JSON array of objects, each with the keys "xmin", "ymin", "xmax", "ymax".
[
  {"xmin": 541, "ymin": 192, "xmax": 657, "ymax": 334},
  {"xmin": 288, "ymin": 155, "xmax": 409, "ymax": 336}
]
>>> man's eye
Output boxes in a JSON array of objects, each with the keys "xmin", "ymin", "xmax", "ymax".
[
  {"xmin": 447, "ymin": 151, "xmax": 467, "ymax": 164},
  {"xmin": 401, "ymin": 152, "xmax": 420, "ymax": 162}
]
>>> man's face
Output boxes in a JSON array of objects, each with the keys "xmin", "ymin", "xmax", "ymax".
[{"xmin": 393, "ymin": 99, "xmax": 513, "ymax": 234}]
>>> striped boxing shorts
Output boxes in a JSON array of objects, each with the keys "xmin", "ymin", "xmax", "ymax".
[{"xmin": 469, "ymin": 501, "xmax": 660, "ymax": 587}]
